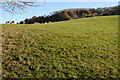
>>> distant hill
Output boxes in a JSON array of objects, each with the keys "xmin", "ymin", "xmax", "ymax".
[{"xmin": 19, "ymin": 5, "xmax": 119, "ymax": 24}]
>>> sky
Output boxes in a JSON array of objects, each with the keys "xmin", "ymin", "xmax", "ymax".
[{"xmin": 0, "ymin": 2, "xmax": 119, "ymax": 24}]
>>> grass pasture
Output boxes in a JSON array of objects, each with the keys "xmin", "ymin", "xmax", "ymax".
[{"xmin": 2, "ymin": 15, "xmax": 119, "ymax": 78}]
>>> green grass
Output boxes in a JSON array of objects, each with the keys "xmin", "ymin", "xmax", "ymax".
[{"xmin": 2, "ymin": 15, "xmax": 119, "ymax": 78}]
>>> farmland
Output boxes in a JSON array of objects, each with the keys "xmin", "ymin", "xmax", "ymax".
[{"xmin": 2, "ymin": 15, "xmax": 119, "ymax": 78}]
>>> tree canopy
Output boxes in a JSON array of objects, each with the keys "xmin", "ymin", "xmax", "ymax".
[{"xmin": 20, "ymin": 5, "xmax": 119, "ymax": 24}]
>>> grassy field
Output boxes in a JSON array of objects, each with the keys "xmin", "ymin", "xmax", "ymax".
[{"xmin": 2, "ymin": 15, "xmax": 119, "ymax": 79}]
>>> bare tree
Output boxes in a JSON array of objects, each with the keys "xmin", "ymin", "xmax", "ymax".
[{"xmin": 0, "ymin": 0, "xmax": 46, "ymax": 14}]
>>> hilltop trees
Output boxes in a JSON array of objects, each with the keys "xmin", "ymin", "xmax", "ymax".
[
  {"xmin": 68, "ymin": 11, "xmax": 78, "ymax": 19},
  {"xmin": 21, "ymin": 5, "xmax": 119, "ymax": 24},
  {"xmin": 75, "ymin": 9, "xmax": 91, "ymax": 18},
  {"xmin": 59, "ymin": 11, "xmax": 71, "ymax": 21}
]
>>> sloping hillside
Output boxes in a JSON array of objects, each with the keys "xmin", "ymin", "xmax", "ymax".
[{"xmin": 2, "ymin": 15, "xmax": 118, "ymax": 78}]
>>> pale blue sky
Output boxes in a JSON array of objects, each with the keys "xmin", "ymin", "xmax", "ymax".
[{"xmin": 0, "ymin": 2, "xmax": 118, "ymax": 24}]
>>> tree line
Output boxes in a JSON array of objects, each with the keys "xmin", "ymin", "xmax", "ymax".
[{"xmin": 19, "ymin": 5, "xmax": 120, "ymax": 24}]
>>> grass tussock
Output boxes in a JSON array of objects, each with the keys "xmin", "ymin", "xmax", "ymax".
[{"xmin": 2, "ymin": 15, "xmax": 119, "ymax": 79}]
